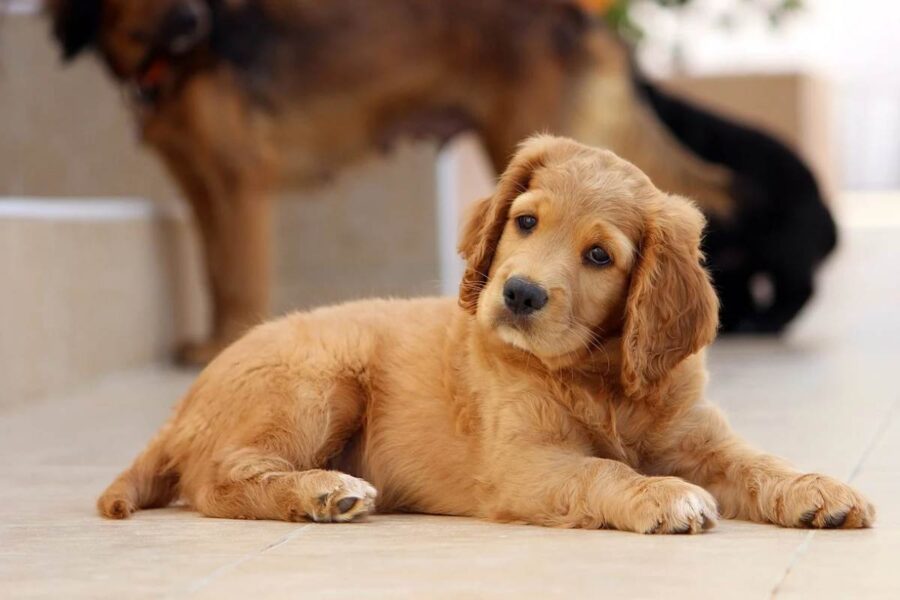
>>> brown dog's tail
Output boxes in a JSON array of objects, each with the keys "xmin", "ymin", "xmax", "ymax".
[{"xmin": 97, "ymin": 429, "xmax": 179, "ymax": 519}]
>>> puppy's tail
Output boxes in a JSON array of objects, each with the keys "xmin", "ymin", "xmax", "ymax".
[{"xmin": 97, "ymin": 428, "xmax": 179, "ymax": 519}]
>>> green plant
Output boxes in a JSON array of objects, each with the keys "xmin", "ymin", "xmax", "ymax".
[{"xmin": 605, "ymin": 0, "xmax": 805, "ymax": 45}]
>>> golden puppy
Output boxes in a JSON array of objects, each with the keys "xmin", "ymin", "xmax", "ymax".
[{"xmin": 98, "ymin": 136, "xmax": 874, "ymax": 533}]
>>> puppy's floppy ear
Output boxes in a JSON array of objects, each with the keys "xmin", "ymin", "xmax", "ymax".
[
  {"xmin": 457, "ymin": 136, "xmax": 556, "ymax": 314},
  {"xmin": 457, "ymin": 196, "xmax": 492, "ymax": 313},
  {"xmin": 48, "ymin": 0, "xmax": 104, "ymax": 60},
  {"xmin": 621, "ymin": 194, "xmax": 719, "ymax": 396}
]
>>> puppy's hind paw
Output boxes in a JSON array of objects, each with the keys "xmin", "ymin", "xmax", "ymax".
[
  {"xmin": 286, "ymin": 471, "xmax": 378, "ymax": 524},
  {"xmin": 315, "ymin": 474, "xmax": 378, "ymax": 523}
]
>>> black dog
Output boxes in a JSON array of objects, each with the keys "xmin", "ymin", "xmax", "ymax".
[{"xmin": 636, "ymin": 77, "xmax": 838, "ymax": 333}]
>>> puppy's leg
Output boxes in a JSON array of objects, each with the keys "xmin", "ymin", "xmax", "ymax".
[
  {"xmin": 651, "ymin": 404, "xmax": 875, "ymax": 528},
  {"xmin": 187, "ymin": 374, "xmax": 377, "ymax": 523},
  {"xmin": 482, "ymin": 446, "xmax": 717, "ymax": 534},
  {"xmin": 98, "ymin": 428, "xmax": 179, "ymax": 519},
  {"xmin": 195, "ymin": 453, "xmax": 377, "ymax": 523}
]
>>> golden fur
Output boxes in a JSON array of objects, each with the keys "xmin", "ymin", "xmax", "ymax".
[{"xmin": 98, "ymin": 137, "xmax": 873, "ymax": 533}]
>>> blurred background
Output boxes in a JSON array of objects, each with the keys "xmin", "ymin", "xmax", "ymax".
[
  {"xmin": 624, "ymin": 0, "xmax": 900, "ymax": 190},
  {"xmin": 0, "ymin": 0, "xmax": 898, "ymax": 405}
]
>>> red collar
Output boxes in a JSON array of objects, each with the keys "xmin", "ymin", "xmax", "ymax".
[{"xmin": 133, "ymin": 57, "xmax": 173, "ymax": 104}]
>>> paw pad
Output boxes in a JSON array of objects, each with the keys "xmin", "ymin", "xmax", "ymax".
[{"xmin": 337, "ymin": 497, "xmax": 360, "ymax": 514}]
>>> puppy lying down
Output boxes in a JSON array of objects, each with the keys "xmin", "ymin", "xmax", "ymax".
[{"xmin": 99, "ymin": 136, "xmax": 873, "ymax": 533}]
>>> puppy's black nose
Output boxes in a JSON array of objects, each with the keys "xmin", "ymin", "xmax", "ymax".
[{"xmin": 503, "ymin": 277, "xmax": 548, "ymax": 316}]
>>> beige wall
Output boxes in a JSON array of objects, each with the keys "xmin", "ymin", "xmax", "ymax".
[
  {"xmin": 0, "ymin": 15, "xmax": 180, "ymax": 204},
  {"xmin": 0, "ymin": 204, "xmax": 201, "ymax": 406}
]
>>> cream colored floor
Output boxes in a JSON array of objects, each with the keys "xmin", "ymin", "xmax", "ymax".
[{"xmin": 2, "ymin": 207, "xmax": 898, "ymax": 599}]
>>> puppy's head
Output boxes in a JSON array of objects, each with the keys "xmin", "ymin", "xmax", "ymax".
[
  {"xmin": 459, "ymin": 135, "xmax": 718, "ymax": 394},
  {"xmin": 47, "ymin": 0, "xmax": 210, "ymax": 73}
]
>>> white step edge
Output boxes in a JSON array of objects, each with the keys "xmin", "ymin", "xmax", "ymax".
[
  {"xmin": 0, "ymin": 197, "xmax": 187, "ymax": 222},
  {"xmin": 0, "ymin": 197, "xmax": 201, "ymax": 409}
]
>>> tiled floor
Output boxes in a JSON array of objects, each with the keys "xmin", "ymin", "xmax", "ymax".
[{"xmin": 1, "ymin": 207, "xmax": 898, "ymax": 598}]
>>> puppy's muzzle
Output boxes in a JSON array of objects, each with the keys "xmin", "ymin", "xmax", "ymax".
[{"xmin": 503, "ymin": 277, "xmax": 549, "ymax": 317}]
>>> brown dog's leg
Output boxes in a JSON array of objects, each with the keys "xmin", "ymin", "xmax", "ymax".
[
  {"xmin": 157, "ymin": 147, "xmax": 273, "ymax": 365},
  {"xmin": 148, "ymin": 71, "xmax": 278, "ymax": 365},
  {"xmin": 182, "ymin": 179, "xmax": 273, "ymax": 365},
  {"xmin": 652, "ymin": 404, "xmax": 876, "ymax": 528},
  {"xmin": 481, "ymin": 445, "xmax": 717, "ymax": 533}
]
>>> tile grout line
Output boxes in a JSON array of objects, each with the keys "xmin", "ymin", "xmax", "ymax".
[
  {"xmin": 174, "ymin": 524, "xmax": 314, "ymax": 598},
  {"xmin": 846, "ymin": 395, "xmax": 900, "ymax": 483},
  {"xmin": 768, "ymin": 531, "xmax": 816, "ymax": 600},
  {"xmin": 768, "ymin": 394, "xmax": 900, "ymax": 599}
]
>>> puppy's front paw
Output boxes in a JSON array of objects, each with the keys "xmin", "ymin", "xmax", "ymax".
[
  {"xmin": 627, "ymin": 477, "xmax": 718, "ymax": 534},
  {"xmin": 773, "ymin": 474, "xmax": 875, "ymax": 529}
]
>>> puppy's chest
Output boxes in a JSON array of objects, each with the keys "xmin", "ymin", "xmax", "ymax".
[{"xmin": 565, "ymin": 389, "xmax": 647, "ymax": 467}]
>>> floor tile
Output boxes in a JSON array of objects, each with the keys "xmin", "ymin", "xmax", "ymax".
[
  {"xmin": 191, "ymin": 516, "xmax": 809, "ymax": 600},
  {"xmin": 2, "ymin": 218, "xmax": 898, "ymax": 598},
  {"xmin": 773, "ymin": 399, "xmax": 900, "ymax": 598}
]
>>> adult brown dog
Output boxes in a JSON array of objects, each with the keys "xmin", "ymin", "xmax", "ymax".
[
  {"xmin": 46, "ymin": 0, "xmax": 737, "ymax": 364},
  {"xmin": 98, "ymin": 137, "xmax": 873, "ymax": 533}
]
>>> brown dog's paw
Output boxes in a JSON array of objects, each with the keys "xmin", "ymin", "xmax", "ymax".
[
  {"xmin": 626, "ymin": 477, "xmax": 719, "ymax": 535},
  {"xmin": 288, "ymin": 472, "xmax": 378, "ymax": 524},
  {"xmin": 774, "ymin": 474, "xmax": 875, "ymax": 529}
]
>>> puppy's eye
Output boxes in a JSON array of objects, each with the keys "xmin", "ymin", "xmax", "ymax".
[
  {"xmin": 516, "ymin": 215, "xmax": 538, "ymax": 233},
  {"xmin": 585, "ymin": 246, "xmax": 612, "ymax": 267}
]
